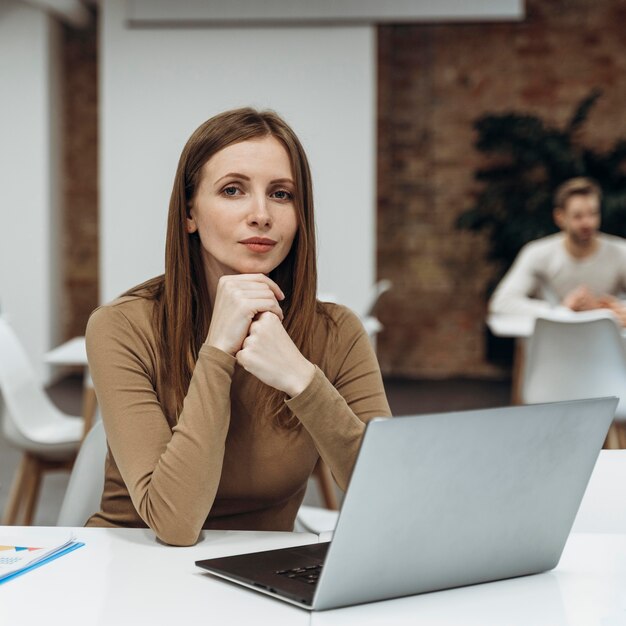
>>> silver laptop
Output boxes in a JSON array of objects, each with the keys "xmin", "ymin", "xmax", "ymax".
[{"xmin": 196, "ymin": 397, "xmax": 616, "ymax": 611}]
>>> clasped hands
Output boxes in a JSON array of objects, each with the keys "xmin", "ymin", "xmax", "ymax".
[
  {"xmin": 562, "ymin": 285, "xmax": 626, "ymax": 326},
  {"xmin": 206, "ymin": 274, "xmax": 315, "ymax": 397}
]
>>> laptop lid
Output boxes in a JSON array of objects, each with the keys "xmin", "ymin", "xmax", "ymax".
[
  {"xmin": 197, "ymin": 397, "xmax": 616, "ymax": 611},
  {"xmin": 311, "ymin": 397, "xmax": 616, "ymax": 609}
]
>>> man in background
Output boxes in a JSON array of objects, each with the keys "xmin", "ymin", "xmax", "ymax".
[{"xmin": 489, "ymin": 177, "xmax": 626, "ymax": 325}]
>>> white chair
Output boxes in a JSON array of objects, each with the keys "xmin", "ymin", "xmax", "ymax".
[
  {"xmin": 522, "ymin": 313, "xmax": 626, "ymax": 448},
  {"xmin": 295, "ymin": 504, "xmax": 339, "ymax": 534},
  {"xmin": 0, "ymin": 317, "xmax": 83, "ymax": 525},
  {"xmin": 572, "ymin": 450, "xmax": 626, "ymax": 533},
  {"xmin": 364, "ymin": 279, "xmax": 392, "ymax": 317},
  {"xmin": 57, "ymin": 419, "xmax": 106, "ymax": 527},
  {"xmin": 361, "ymin": 279, "xmax": 392, "ymax": 342}
]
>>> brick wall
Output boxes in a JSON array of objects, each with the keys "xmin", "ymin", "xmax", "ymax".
[
  {"xmin": 61, "ymin": 18, "xmax": 98, "ymax": 340},
  {"xmin": 376, "ymin": 0, "xmax": 626, "ymax": 378}
]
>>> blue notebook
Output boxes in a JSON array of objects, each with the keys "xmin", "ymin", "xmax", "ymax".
[{"xmin": 0, "ymin": 536, "xmax": 84, "ymax": 584}]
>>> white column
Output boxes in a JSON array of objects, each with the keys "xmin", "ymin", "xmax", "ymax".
[{"xmin": 0, "ymin": 0, "xmax": 62, "ymax": 382}]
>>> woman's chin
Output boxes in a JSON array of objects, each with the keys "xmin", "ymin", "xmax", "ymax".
[{"xmin": 233, "ymin": 261, "xmax": 279, "ymax": 276}]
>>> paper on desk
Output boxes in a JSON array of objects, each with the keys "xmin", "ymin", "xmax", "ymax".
[{"xmin": 0, "ymin": 534, "xmax": 84, "ymax": 584}]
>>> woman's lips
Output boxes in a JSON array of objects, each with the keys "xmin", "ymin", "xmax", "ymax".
[{"xmin": 239, "ymin": 237, "xmax": 277, "ymax": 253}]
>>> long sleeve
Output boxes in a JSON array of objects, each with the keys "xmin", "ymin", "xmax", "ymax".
[
  {"xmin": 86, "ymin": 301, "xmax": 235, "ymax": 546},
  {"xmin": 489, "ymin": 244, "xmax": 554, "ymax": 317},
  {"xmin": 286, "ymin": 305, "xmax": 391, "ymax": 491}
]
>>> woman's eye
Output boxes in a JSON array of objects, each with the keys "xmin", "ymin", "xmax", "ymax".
[
  {"xmin": 271, "ymin": 189, "xmax": 293, "ymax": 201},
  {"xmin": 222, "ymin": 185, "xmax": 243, "ymax": 197}
]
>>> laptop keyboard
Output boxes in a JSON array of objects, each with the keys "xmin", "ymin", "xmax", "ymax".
[{"xmin": 275, "ymin": 564, "xmax": 322, "ymax": 585}]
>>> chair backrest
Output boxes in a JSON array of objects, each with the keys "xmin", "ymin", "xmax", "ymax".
[
  {"xmin": 0, "ymin": 317, "xmax": 62, "ymax": 440},
  {"xmin": 522, "ymin": 315, "xmax": 626, "ymax": 420},
  {"xmin": 571, "ymin": 450, "xmax": 626, "ymax": 533},
  {"xmin": 57, "ymin": 419, "xmax": 107, "ymax": 527},
  {"xmin": 364, "ymin": 279, "xmax": 392, "ymax": 317}
]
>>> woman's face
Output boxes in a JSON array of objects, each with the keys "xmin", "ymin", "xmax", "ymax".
[{"xmin": 188, "ymin": 136, "xmax": 298, "ymax": 285}]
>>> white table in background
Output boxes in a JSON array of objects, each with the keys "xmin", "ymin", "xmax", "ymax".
[
  {"xmin": 487, "ymin": 309, "xmax": 626, "ymax": 340},
  {"xmin": 487, "ymin": 313, "xmax": 541, "ymax": 404},
  {"xmin": 44, "ymin": 337, "xmax": 95, "ymax": 436},
  {"xmin": 44, "ymin": 336, "xmax": 88, "ymax": 367},
  {"xmin": 487, "ymin": 313, "xmax": 536, "ymax": 339},
  {"xmin": 1, "ymin": 526, "xmax": 626, "ymax": 626}
]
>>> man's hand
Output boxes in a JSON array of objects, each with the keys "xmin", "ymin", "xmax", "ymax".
[
  {"xmin": 562, "ymin": 285, "xmax": 601, "ymax": 311},
  {"xmin": 236, "ymin": 312, "xmax": 315, "ymax": 397},
  {"xmin": 597, "ymin": 295, "xmax": 626, "ymax": 327}
]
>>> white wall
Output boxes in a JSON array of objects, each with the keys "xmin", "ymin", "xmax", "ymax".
[
  {"xmin": 0, "ymin": 0, "xmax": 61, "ymax": 381},
  {"xmin": 101, "ymin": 0, "xmax": 376, "ymax": 314}
]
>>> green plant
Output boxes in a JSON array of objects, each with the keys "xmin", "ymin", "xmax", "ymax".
[{"xmin": 457, "ymin": 89, "xmax": 626, "ymax": 288}]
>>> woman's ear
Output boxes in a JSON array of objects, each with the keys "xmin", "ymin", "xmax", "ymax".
[
  {"xmin": 186, "ymin": 203, "xmax": 198, "ymax": 233},
  {"xmin": 186, "ymin": 214, "xmax": 198, "ymax": 234}
]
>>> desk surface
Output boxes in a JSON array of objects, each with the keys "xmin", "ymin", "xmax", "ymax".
[
  {"xmin": 44, "ymin": 336, "xmax": 87, "ymax": 366},
  {"xmin": 1, "ymin": 527, "xmax": 626, "ymax": 625},
  {"xmin": 487, "ymin": 313, "xmax": 537, "ymax": 338}
]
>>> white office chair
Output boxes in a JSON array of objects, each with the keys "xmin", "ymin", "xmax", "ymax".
[
  {"xmin": 522, "ymin": 313, "xmax": 626, "ymax": 448},
  {"xmin": 364, "ymin": 279, "xmax": 392, "ymax": 317},
  {"xmin": 57, "ymin": 419, "xmax": 106, "ymax": 527},
  {"xmin": 361, "ymin": 279, "xmax": 392, "ymax": 342},
  {"xmin": 0, "ymin": 317, "xmax": 83, "ymax": 525},
  {"xmin": 572, "ymin": 450, "xmax": 626, "ymax": 533},
  {"xmin": 295, "ymin": 504, "xmax": 339, "ymax": 534}
]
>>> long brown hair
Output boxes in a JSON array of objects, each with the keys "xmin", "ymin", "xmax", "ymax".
[{"xmin": 126, "ymin": 107, "xmax": 323, "ymax": 427}]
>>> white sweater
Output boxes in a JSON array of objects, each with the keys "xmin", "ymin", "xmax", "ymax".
[{"xmin": 489, "ymin": 232, "xmax": 626, "ymax": 316}]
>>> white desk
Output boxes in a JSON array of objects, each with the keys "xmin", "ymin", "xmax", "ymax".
[
  {"xmin": 44, "ymin": 337, "xmax": 96, "ymax": 436},
  {"xmin": 487, "ymin": 313, "xmax": 536, "ymax": 339},
  {"xmin": 2, "ymin": 527, "xmax": 626, "ymax": 625},
  {"xmin": 44, "ymin": 337, "xmax": 87, "ymax": 366}
]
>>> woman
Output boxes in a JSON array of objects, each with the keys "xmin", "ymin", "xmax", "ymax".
[{"xmin": 86, "ymin": 107, "xmax": 391, "ymax": 546}]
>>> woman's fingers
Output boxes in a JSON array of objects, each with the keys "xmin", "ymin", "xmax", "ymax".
[
  {"xmin": 236, "ymin": 312, "xmax": 315, "ymax": 397},
  {"xmin": 206, "ymin": 274, "xmax": 285, "ymax": 355},
  {"xmin": 218, "ymin": 274, "xmax": 284, "ymax": 301}
]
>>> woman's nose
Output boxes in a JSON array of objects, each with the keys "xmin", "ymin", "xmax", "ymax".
[{"xmin": 247, "ymin": 195, "xmax": 272, "ymax": 228}]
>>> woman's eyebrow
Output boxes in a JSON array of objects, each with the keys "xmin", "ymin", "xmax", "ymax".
[
  {"xmin": 213, "ymin": 173, "xmax": 295, "ymax": 186},
  {"xmin": 215, "ymin": 172, "xmax": 251, "ymax": 184}
]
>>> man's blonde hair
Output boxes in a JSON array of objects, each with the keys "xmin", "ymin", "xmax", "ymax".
[{"xmin": 554, "ymin": 177, "xmax": 601, "ymax": 210}]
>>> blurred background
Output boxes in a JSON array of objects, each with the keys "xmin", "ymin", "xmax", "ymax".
[
  {"xmin": 2, "ymin": 0, "xmax": 626, "ymax": 522},
  {"xmin": 5, "ymin": 0, "xmax": 626, "ymax": 382}
]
